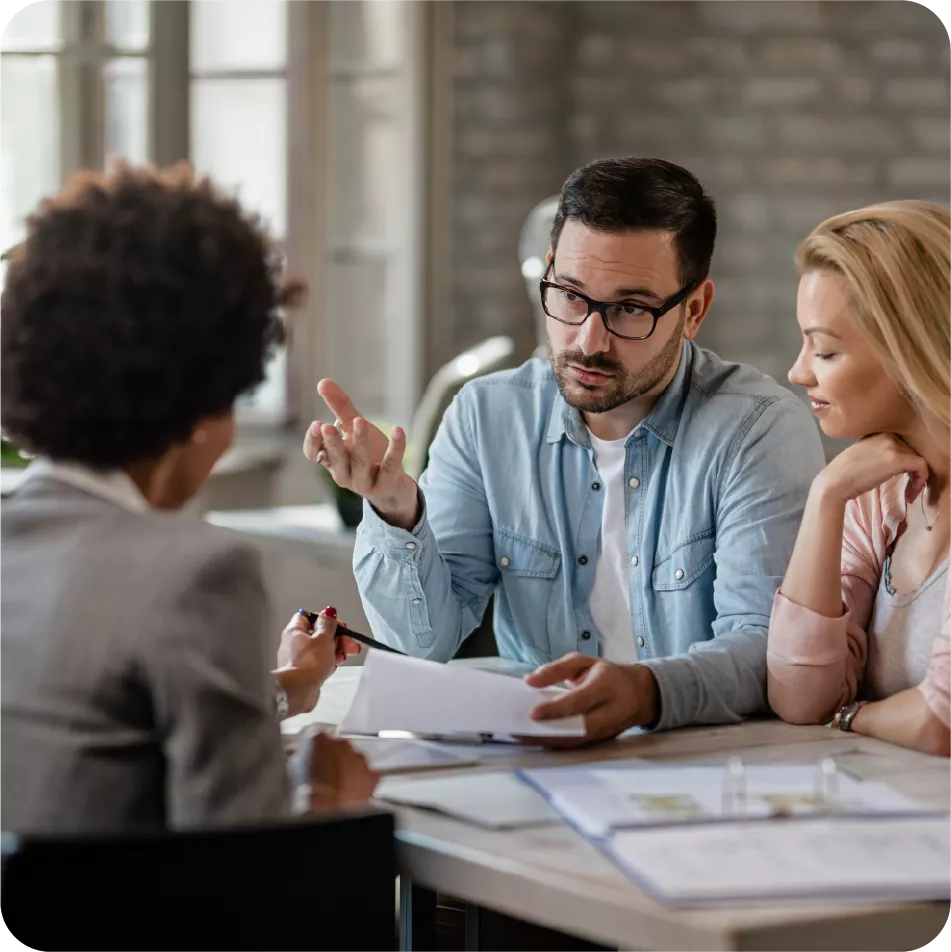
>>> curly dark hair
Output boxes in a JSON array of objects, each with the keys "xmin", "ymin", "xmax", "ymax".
[{"xmin": 1, "ymin": 161, "xmax": 303, "ymax": 468}]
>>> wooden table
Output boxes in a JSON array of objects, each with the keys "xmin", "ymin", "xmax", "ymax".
[{"xmin": 284, "ymin": 662, "xmax": 950, "ymax": 951}]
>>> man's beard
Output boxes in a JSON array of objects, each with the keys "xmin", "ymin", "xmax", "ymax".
[{"xmin": 547, "ymin": 308, "xmax": 686, "ymax": 414}]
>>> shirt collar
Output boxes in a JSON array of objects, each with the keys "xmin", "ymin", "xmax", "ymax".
[
  {"xmin": 545, "ymin": 340, "xmax": 694, "ymax": 449},
  {"xmin": 23, "ymin": 458, "xmax": 151, "ymax": 513}
]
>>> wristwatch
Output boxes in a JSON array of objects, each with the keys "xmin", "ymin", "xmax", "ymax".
[
  {"xmin": 831, "ymin": 699, "xmax": 866, "ymax": 732},
  {"xmin": 274, "ymin": 676, "xmax": 290, "ymax": 721}
]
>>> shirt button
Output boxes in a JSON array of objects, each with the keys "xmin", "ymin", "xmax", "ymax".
[
  {"xmin": 581, "ymin": 630, "xmax": 591, "ymax": 641},
  {"xmin": 591, "ymin": 481, "xmax": 601, "ymax": 491},
  {"xmin": 500, "ymin": 556, "xmax": 511, "ymax": 567},
  {"xmin": 674, "ymin": 569, "xmax": 685, "ymax": 580},
  {"xmin": 412, "ymin": 598, "xmax": 421, "ymax": 605},
  {"xmin": 630, "ymin": 555, "xmax": 639, "ymax": 566},
  {"xmin": 578, "ymin": 555, "xmax": 589, "ymax": 565},
  {"xmin": 636, "ymin": 636, "xmax": 645, "ymax": 647},
  {"xmin": 406, "ymin": 541, "xmax": 417, "ymax": 550},
  {"xmin": 629, "ymin": 477, "xmax": 640, "ymax": 489}
]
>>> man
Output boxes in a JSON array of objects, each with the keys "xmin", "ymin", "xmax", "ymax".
[{"xmin": 306, "ymin": 157, "xmax": 825, "ymax": 742}]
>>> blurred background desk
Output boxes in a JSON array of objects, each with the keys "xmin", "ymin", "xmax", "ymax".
[
  {"xmin": 0, "ymin": 469, "xmax": 24, "ymax": 497},
  {"xmin": 204, "ymin": 504, "xmax": 499, "ymax": 659},
  {"xmin": 205, "ymin": 503, "xmax": 370, "ymax": 646}
]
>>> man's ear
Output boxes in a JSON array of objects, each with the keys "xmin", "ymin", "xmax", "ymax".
[{"xmin": 682, "ymin": 279, "xmax": 715, "ymax": 341}]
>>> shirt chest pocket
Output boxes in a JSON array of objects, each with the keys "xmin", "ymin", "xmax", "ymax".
[
  {"xmin": 652, "ymin": 530, "xmax": 715, "ymax": 591},
  {"xmin": 493, "ymin": 528, "xmax": 562, "ymax": 578},
  {"xmin": 492, "ymin": 528, "xmax": 562, "ymax": 653}
]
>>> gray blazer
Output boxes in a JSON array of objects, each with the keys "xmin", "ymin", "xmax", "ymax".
[{"xmin": 2, "ymin": 475, "xmax": 289, "ymax": 834}]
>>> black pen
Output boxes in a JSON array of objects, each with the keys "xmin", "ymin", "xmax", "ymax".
[{"xmin": 298, "ymin": 609, "xmax": 408, "ymax": 656}]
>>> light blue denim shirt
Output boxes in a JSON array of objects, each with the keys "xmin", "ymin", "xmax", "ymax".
[{"xmin": 354, "ymin": 341, "xmax": 825, "ymax": 730}]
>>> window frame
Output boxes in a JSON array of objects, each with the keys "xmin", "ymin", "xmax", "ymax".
[
  {"xmin": 3, "ymin": 0, "xmax": 436, "ymax": 436},
  {"xmin": 318, "ymin": 0, "xmax": 428, "ymax": 427},
  {"xmin": 187, "ymin": 1, "xmax": 292, "ymax": 427}
]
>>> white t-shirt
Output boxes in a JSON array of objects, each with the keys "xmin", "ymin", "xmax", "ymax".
[{"xmin": 588, "ymin": 430, "xmax": 639, "ymax": 663}]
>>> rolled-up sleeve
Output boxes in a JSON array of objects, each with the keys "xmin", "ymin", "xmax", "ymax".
[
  {"xmin": 767, "ymin": 492, "xmax": 882, "ymax": 724},
  {"xmin": 643, "ymin": 396, "xmax": 825, "ymax": 730},
  {"xmin": 766, "ymin": 591, "xmax": 867, "ymax": 723}
]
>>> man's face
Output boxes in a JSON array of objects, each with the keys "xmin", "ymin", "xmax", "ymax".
[{"xmin": 545, "ymin": 222, "xmax": 689, "ymax": 414}]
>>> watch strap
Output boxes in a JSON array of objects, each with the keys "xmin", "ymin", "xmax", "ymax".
[
  {"xmin": 274, "ymin": 676, "xmax": 290, "ymax": 721},
  {"xmin": 833, "ymin": 699, "xmax": 866, "ymax": 731}
]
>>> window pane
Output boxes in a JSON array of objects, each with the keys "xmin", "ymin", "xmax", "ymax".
[
  {"xmin": 328, "ymin": 0, "xmax": 404, "ymax": 71},
  {"xmin": 1, "ymin": 0, "xmax": 60, "ymax": 52},
  {"xmin": 190, "ymin": 0, "xmax": 286, "ymax": 72},
  {"xmin": 105, "ymin": 58, "xmax": 148, "ymax": 164},
  {"xmin": 327, "ymin": 256, "xmax": 388, "ymax": 417},
  {"xmin": 330, "ymin": 76, "xmax": 398, "ymax": 247},
  {"xmin": 235, "ymin": 346, "xmax": 287, "ymax": 420},
  {"xmin": 106, "ymin": 0, "xmax": 149, "ymax": 50},
  {"xmin": 0, "ymin": 55, "xmax": 59, "ymax": 252},
  {"xmin": 191, "ymin": 77, "xmax": 286, "ymax": 236}
]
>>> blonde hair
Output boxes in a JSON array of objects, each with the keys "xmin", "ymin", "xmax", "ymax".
[{"xmin": 795, "ymin": 200, "xmax": 951, "ymax": 436}]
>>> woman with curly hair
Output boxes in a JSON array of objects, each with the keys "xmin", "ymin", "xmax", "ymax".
[{"xmin": 1, "ymin": 162, "xmax": 375, "ymax": 833}]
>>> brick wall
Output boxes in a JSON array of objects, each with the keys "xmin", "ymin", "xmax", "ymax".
[
  {"xmin": 442, "ymin": 0, "xmax": 949, "ymax": 397},
  {"xmin": 447, "ymin": 0, "xmax": 569, "ymax": 363}
]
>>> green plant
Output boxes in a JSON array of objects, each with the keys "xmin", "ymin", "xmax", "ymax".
[{"xmin": 0, "ymin": 437, "xmax": 30, "ymax": 469}]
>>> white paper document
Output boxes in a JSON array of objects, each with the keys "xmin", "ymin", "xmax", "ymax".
[
  {"xmin": 610, "ymin": 817, "xmax": 951, "ymax": 904},
  {"xmin": 376, "ymin": 770, "xmax": 561, "ymax": 829},
  {"xmin": 519, "ymin": 762, "xmax": 940, "ymax": 839},
  {"xmin": 337, "ymin": 651, "xmax": 585, "ymax": 739},
  {"xmin": 344, "ymin": 736, "xmax": 478, "ymax": 774}
]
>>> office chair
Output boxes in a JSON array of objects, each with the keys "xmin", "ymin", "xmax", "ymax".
[
  {"xmin": 2, "ymin": 810, "xmax": 396, "ymax": 951},
  {"xmin": 404, "ymin": 335, "xmax": 515, "ymax": 479},
  {"xmin": 518, "ymin": 194, "xmax": 560, "ymax": 359}
]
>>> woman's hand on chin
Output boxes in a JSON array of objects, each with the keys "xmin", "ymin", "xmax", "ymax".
[{"xmin": 814, "ymin": 433, "xmax": 929, "ymax": 506}]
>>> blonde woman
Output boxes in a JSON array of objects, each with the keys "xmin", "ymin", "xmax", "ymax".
[{"xmin": 768, "ymin": 200, "xmax": 950, "ymax": 756}]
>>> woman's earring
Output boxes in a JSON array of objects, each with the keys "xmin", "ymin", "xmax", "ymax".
[{"xmin": 193, "ymin": 430, "xmax": 207, "ymax": 446}]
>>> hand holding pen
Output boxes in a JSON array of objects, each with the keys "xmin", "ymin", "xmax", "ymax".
[
  {"xmin": 298, "ymin": 608, "xmax": 408, "ymax": 656},
  {"xmin": 273, "ymin": 607, "xmax": 360, "ymax": 718},
  {"xmin": 278, "ymin": 606, "xmax": 362, "ymax": 674}
]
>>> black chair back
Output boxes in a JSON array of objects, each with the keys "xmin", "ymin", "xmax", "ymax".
[{"xmin": 2, "ymin": 810, "xmax": 396, "ymax": 951}]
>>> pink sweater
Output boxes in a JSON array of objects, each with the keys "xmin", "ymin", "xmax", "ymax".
[{"xmin": 767, "ymin": 473, "xmax": 950, "ymax": 727}]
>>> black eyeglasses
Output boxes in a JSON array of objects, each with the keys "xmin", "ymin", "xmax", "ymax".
[{"xmin": 539, "ymin": 257, "xmax": 694, "ymax": 341}]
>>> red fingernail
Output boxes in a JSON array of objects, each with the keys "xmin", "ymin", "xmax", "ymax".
[{"xmin": 323, "ymin": 606, "xmax": 337, "ymax": 618}]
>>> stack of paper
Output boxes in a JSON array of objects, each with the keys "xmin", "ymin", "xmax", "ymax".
[
  {"xmin": 519, "ymin": 762, "xmax": 939, "ymax": 838},
  {"xmin": 519, "ymin": 761, "xmax": 950, "ymax": 904},
  {"xmin": 376, "ymin": 770, "xmax": 561, "ymax": 829},
  {"xmin": 344, "ymin": 736, "xmax": 478, "ymax": 774},
  {"xmin": 609, "ymin": 817, "xmax": 951, "ymax": 904},
  {"xmin": 337, "ymin": 650, "xmax": 585, "ymax": 740}
]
